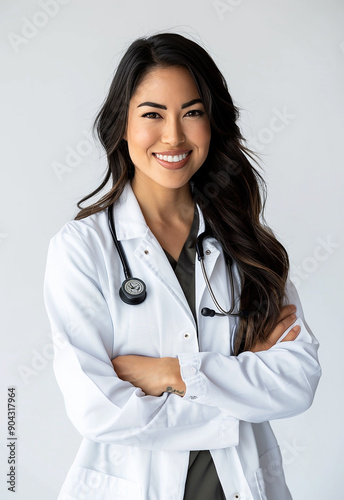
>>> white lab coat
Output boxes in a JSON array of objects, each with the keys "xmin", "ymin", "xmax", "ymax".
[{"xmin": 44, "ymin": 181, "xmax": 321, "ymax": 500}]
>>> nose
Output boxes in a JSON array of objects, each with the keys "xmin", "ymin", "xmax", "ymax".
[{"xmin": 161, "ymin": 117, "xmax": 185, "ymax": 146}]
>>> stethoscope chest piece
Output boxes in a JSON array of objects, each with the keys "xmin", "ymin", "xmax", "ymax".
[{"xmin": 120, "ymin": 278, "xmax": 146, "ymax": 305}]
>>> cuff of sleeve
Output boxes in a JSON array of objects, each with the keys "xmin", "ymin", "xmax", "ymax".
[{"xmin": 177, "ymin": 352, "xmax": 206, "ymax": 401}]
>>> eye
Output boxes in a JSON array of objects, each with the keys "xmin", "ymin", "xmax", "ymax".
[
  {"xmin": 142, "ymin": 109, "xmax": 206, "ymax": 119},
  {"xmin": 142, "ymin": 112, "xmax": 161, "ymax": 119},
  {"xmin": 185, "ymin": 109, "xmax": 205, "ymax": 117}
]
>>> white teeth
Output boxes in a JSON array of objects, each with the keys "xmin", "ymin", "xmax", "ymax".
[{"xmin": 155, "ymin": 152, "xmax": 189, "ymax": 162}]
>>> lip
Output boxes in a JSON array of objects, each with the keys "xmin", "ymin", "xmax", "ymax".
[
  {"xmin": 153, "ymin": 149, "xmax": 191, "ymax": 156},
  {"xmin": 153, "ymin": 150, "xmax": 192, "ymax": 170}
]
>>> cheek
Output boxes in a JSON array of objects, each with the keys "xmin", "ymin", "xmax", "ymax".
[
  {"xmin": 202, "ymin": 121, "xmax": 212, "ymax": 143},
  {"xmin": 128, "ymin": 120, "xmax": 157, "ymax": 150},
  {"xmin": 188, "ymin": 122, "xmax": 211, "ymax": 149}
]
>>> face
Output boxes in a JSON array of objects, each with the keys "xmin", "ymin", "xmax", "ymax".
[{"xmin": 123, "ymin": 66, "xmax": 211, "ymax": 192}]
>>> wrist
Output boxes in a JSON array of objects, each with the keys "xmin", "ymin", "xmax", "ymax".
[{"xmin": 162, "ymin": 357, "xmax": 186, "ymax": 397}]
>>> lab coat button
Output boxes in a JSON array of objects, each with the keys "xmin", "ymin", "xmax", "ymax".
[
  {"xmin": 233, "ymin": 494, "xmax": 240, "ymax": 499},
  {"xmin": 144, "ymin": 250, "xmax": 149, "ymax": 255},
  {"xmin": 205, "ymin": 249, "xmax": 211, "ymax": 255},
  {"xmin": 183, "ymin": 332, "xmax": 190, "ymax": 339},
  {"xmin": 181, "ymin": 365, "xmax": 197, "ymax": 378}
]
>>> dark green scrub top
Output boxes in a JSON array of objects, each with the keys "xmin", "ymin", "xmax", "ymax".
[{"xmin": 163, "ymin": 206, "xmax": 226, "ymax": 500}]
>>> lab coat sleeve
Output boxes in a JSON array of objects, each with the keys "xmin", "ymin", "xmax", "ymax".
[
  {"xmin": 177, "ymin": 277, "xmax": 322, "ymax": 422},
  {"xmin": 44, "ymin": 222, "xmax": 239, "ymax": 450}
]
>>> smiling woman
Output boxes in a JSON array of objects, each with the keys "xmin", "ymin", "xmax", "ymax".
[
  {"xmin": 44, "ymin": 32, "xmax": 321, "ymax": 500},
  {"xmin": 124, "ymin": 65, "xmax": 211, "ymax": 197}
]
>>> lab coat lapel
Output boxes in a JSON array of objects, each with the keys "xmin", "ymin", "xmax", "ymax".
[
  {"xmin": 113, "ymin": 182, "xmax": 197, "ymax": 325},
  {"xmin": 112, "ymin": 182, "xmax": 148, "ymax": 241}
]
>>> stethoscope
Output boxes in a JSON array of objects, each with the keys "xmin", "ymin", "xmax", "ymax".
[{"xmin": 107, "ymin": 205, "xmax": 248, "ymax": 318}]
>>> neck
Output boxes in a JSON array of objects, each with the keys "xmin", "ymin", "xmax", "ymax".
[{"xmin": 131, "ymin": 175, "xmax": 194, "ymax": 226}]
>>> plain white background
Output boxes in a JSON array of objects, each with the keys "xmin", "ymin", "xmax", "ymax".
[{"xmin": 1, "ymin": 0, "xmax": 343, "ymax": 498}]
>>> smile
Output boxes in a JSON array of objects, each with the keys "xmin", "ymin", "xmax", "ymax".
[
  {"xmin": 153, "ymin": 150, "xmax": 192, "ymax": 170},
  {"xmin": 154, "ymin": 151, "xmax": 191, "ymax": 163}
]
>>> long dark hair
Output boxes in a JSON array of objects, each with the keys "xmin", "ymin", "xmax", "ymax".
[{"xmin": 75, "ymin": 32, "xmax": 289, "ymax": 355}]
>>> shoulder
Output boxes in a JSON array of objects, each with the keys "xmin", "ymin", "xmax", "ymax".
[
  {"xmin": 49, "ymin": 181, "xmax": 141, "ymax": 248},
  {"xmin": 49, "ymin": 208, "xmax": 109, "ymax": 250},
  {"xmin": 45, "ymin": 209, "xmax": 113, "ymax": 280}
]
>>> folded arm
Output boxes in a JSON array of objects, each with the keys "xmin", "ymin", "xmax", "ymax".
[
  {"xmin": 112, "ymin": 305, "xmax": 301, "ymax": 397},
  {"xmin": 177, "ymin": 278, "xmax": 321, "ymax": 422},
  {"xmin": 44, "ymin": 223, "xmax": 239, "ymax": 451}
]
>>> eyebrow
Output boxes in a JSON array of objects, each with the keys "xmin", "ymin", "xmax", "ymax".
[{"xmin": 137, "ymin": 98, "xmax": 203, "ymax": 110}]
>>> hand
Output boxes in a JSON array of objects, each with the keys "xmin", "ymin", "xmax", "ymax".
[
  {"xmin": 112, "ymin": 355, "xmax": 186, "ymax": 397},
  {"xmin": 250, "ymin": 304, "xmax": 301, "ymax": 353}
]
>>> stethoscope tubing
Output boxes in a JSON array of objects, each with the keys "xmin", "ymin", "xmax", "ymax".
[
  {"xmin": 199, "ymin": 257, "xmax": 242, "ymax": 317},
  {"xmin": 107, "ymin": 203, "xmax": 245, "ymax": 317},
  {"xmin": 108, "ymin": 202, "xmax": 132, "ymax": 280}
]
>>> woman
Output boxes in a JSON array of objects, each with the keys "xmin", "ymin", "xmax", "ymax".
[{"xmin": 44, "ymin": 33, "xmax": 321, "ymax": 500}]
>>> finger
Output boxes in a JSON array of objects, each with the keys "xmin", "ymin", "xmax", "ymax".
[
  {"xmin": 268, "ymin": 312, "xmax": 297, "ymax": 342},
  {"xmin": 266, "ymin": 312, "xmax": 298, "ymax": 346},
  {"xmin": 278, "ymin": 304, "xmax": 297, "ymax": 321},
  {"xmin": 277, "ymin": 312, "xmax": 298, "ymax": 332},
  {"xmin": 280, "ymin": 325, "xmax": 301, "ymax": 343}
]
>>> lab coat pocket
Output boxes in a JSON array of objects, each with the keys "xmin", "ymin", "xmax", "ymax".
[
  {"xmin": 255, "ymin": 446, "xmax": 291, "ymax": 500},
  {"xmin": 58, "ymin": 464, "xmax": 143, "ymax": 500}
]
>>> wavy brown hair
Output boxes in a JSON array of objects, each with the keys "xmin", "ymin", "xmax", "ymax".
[{"xmin": 75, "ymin": 32, "xmax": 289, "ymax": 355}]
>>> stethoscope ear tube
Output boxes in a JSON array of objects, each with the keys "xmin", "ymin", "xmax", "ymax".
[
  {"xmin": 199, "ymin": 257, "xmax": 243, "ymax": 317},
  {"xmin": 195, "ymin": 226, "xmax": 212, "ymax": 261},
  {"xmin": 196, "ymin": 228, "xmax": 245, "ymax": 318}
]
